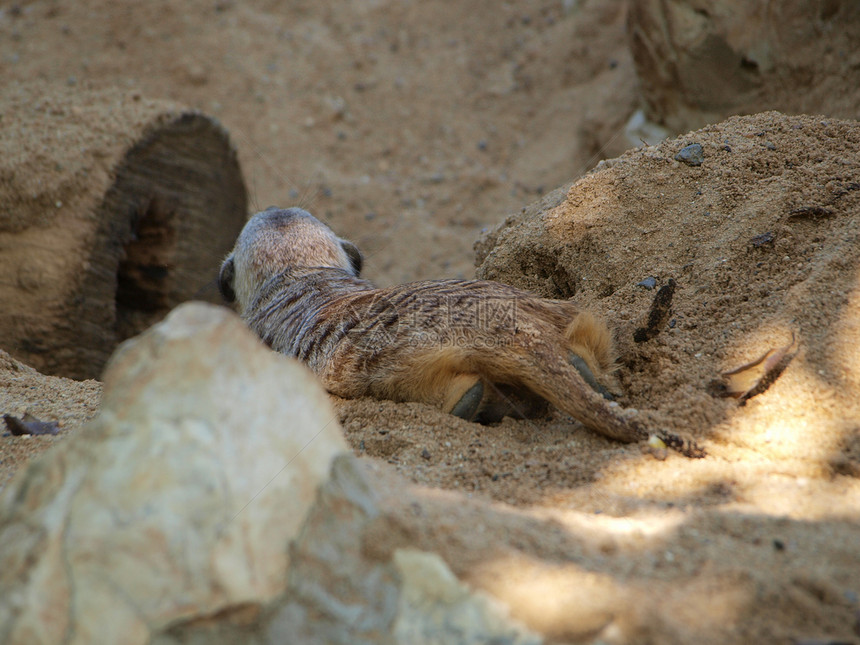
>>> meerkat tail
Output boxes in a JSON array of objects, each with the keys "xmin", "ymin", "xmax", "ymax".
[{"xmin": 563, "ymin": 311, "xmax": 616, "ymax": 372}]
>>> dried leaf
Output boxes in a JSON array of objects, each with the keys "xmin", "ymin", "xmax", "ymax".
[
  {"xmin": 788, "ymin": 206, "xmax": 833, "ymax": 219},
  {"xmin": 720, "ymin": 333, "xmax": 796, "ymax": 399},
  {"xmin": 750, "ymin": 231, "xmax": 775, "ymax": 247},
  {"xmin": 634, "ymin": 279, "xmax": 675, "ymax": 343},
  {"xmin": 3, "ymin": 413, "xmax": 61, "ymax": 436}
]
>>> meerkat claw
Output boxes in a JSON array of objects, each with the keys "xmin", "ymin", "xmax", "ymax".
[
  {"xmin": 449, "ymin": 381, "xmax": 484, "ymax": 421},
  {"xmin": 568, "ymin": 352, "xmax": 615, "ymax": 401}
]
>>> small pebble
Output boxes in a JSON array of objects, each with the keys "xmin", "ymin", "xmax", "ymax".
[
  {"xmin": 648, "ymin": 435, "xmax": 667, "ymax": 450},
  {"xmin": 420, "ymin": 448, "xmax": 431, "ymax": 460},
  {"xmin": 750, "ymin": 231, "xmax": 775, "ymax": 247},
  {"xmin": 637, "ymin": 276, "xmax": 657, "ymax": 290},
  {"xmin": 675, "ymin": 143, "xmax": 704, "ymax": 166}
]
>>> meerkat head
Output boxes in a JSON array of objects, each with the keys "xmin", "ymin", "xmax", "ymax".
[{"xmin": 219, "ymin": 206, "xmax": 363, "ymax": 312}]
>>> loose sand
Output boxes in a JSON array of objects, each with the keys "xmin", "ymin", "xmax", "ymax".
[{"xmin": 1, "ymin": 1, "xmax": 859, "ymax": 642}]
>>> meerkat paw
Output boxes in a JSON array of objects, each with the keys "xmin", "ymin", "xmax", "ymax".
[
  {"xmin": 568, "ymin": 351, "xmax": 615, "ymax": 401},
  {"xmin": 446, "ymin": 377, "xmax": 484, "ymax": 421}
]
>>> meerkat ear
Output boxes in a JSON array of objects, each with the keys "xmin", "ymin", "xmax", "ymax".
[
  {"xmin": 218, "ymin": 256, "xmax": 236, "ymax": 303},
  {"xmin": 340, "ymin": 239, "xmax": 363, "ymax": 276}
]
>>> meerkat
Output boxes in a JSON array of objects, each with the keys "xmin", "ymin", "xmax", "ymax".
[{"xmin": 219, "ymin": 207, "xmax": 704, "ymax": 457}]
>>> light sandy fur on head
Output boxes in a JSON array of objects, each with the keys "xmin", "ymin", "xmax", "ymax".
[{"xmin": 219, "ymin": 207, "xmax": 362, "ymax": 312}]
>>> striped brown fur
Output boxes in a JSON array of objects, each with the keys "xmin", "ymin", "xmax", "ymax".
[{"xmin": 220, "ymin": 207, "xmax": 704, "ymax": 457}]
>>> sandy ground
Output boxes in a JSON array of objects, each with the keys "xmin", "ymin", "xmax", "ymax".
[
  {"xmin": 0, "ymin": 0, "xmax": 638, "ymax": 485},
  {"xmin": 2, "ymin": 1, "xmax": 860, "ymax": 643}
]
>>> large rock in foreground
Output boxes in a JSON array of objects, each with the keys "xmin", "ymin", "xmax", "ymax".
[
  {"xmin": 0, "ymin": 82, "xmax": 247, "ymax": 379},
  {"xmin": 0, "ymin": 303, "xmax": 540, "ymax": 645},
  {"xmin": 0, "ymin": 303, "xmax": 346, "ymax": 644}
]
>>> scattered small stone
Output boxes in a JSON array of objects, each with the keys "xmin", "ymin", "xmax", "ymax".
[
  {"xmin": 773, "ymin": 538, "xmax": 785, "ymax": 551},
  {"xmin": 3, "ymin": 413, "xmax": 60, "ymax": 436},
  {"xmin": 789, "ymin": 206, "xmax": 833, "ymax": 219},
  {"xmin": 675, "ymin": 143, "xmax": 704, "ymax": 166},
  {"xmin": 637, "ymin": 276, "xmax": 657, "ymax": 290},
  {"xmin": 477, "ymin": 139, "xmax": 488, "ymax": 151},
  {"xmin": 765, "ymin": 141, "xmax": 776, "ymax": 150},
  {"xmin": 751, "ymin": 231, "xmax": 775, "ymax": 247},
  {"xmin": 421, "ymin": 448, "xmax": 431, "ymax": 460}
]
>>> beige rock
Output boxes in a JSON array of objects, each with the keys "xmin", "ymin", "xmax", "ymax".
[
  {"xmin": 0, "ymin": 302, "xmax": 346, "ymax": 645},
  {"xmin": 392, "ymin": 549, "xmax": 542, "ymax": 645}
]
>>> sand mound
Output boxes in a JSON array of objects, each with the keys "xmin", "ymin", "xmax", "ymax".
[{"xmin": 476, "ymin": 110, "xmax": 860, "ymax": 478}]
